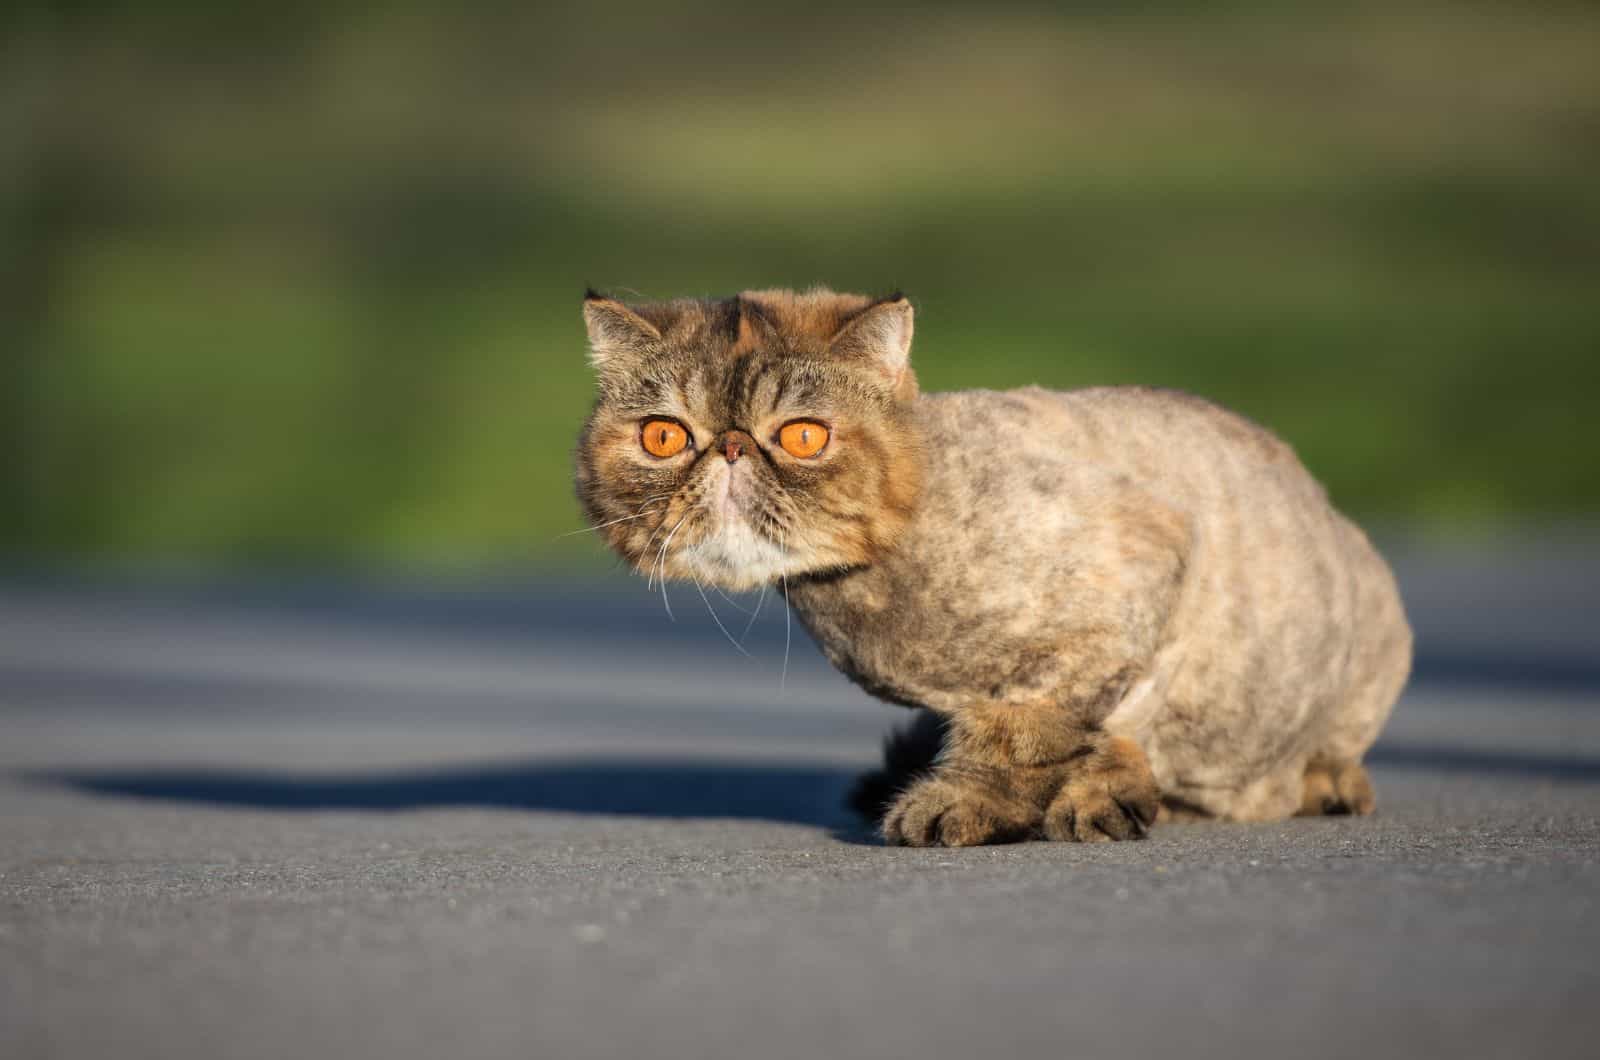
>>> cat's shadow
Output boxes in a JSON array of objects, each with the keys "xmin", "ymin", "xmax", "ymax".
[
  {"xmin": 29, "ymin": 757, "xmax": 882, "ymax": 843},
  {"xmin": 30, "ymin": 749, "xmax": 1599, "ymax": 852}
]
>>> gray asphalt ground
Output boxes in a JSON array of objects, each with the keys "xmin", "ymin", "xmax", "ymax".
[{"xmin": 3, "ymin": 539, "xmax": 1598, "ymax": 1059}]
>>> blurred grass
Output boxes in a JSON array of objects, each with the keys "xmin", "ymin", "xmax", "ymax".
[{"xmin": 4, "ymin": 2, "xmax": 1598, "ymax": 570}]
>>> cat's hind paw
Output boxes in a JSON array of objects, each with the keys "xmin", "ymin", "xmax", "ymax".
[
  {"xmin": 1297, "ymin": 758, "xmax": 1376, "ymax": 816},
  {"xmin": 1042, "ymin": 736, "xmax": 1160, "ymax": 842}
]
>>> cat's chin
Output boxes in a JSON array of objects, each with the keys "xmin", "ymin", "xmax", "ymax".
[{"xmin": 674, "ymin": 517, "xmax": 794, "ymax": 592}]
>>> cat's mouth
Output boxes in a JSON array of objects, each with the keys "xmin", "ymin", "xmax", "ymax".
[
  {"xmin": 679, "ymin": 518, "xmax": 789, "ymax": 591},
  {"xmin": 673, "ymin": 462, "xmax": 789, "ymax": 591}
]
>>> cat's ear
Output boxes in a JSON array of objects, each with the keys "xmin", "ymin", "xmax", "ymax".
[
  {"xmin": 582, "ymin": 289, "xmax": 660, "ymax": 374},
  {"xmin": 827, "ymin": 294, "xmax": 915, "ymax": 395},
  {"xmin": 735, "ymin": 297, "xmax": 782, "ymax": 352}
]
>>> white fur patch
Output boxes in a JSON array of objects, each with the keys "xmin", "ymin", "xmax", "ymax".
[
  {"xmin": 679, "ymin": 516, "xmax": 791, "ymax": 590},
  {"xmin": 671, "ymin": 461, "xmax": 797, "ymax": 590}
]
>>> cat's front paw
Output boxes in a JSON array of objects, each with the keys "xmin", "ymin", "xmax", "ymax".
[
  {"xmin": 882, "ymin": 771, "xmax": 1038, "ymax": 847},
  {"xmin": 1042, "ymin": 736, "xmax": 1160, "ymax": 842}
]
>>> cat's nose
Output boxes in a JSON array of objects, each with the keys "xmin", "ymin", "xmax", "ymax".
[{"xmin": 718, "ymin": 430, "xmax": 750, "ymax": 464}]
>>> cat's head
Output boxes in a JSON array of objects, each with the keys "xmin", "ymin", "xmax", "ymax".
[{"xmin": 574, "ymin": 287, "xmax": 924, "ymax": 591}]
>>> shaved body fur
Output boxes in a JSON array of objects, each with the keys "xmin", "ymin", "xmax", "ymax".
[{"xmin": 575, "ymin": 288, "xmax": 1411, "ymax": 845}]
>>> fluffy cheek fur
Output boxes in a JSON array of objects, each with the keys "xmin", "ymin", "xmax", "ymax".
[{"xmin": 575, "ymin": 414, "xmax": 922, "ymax": 592}]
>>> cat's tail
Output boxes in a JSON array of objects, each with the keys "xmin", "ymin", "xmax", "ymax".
[{"xmin": 846, "ymin": 709, "xmax": 947, "ymax": 824}]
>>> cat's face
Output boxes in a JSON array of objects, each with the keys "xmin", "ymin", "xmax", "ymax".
[{"xmin": 574, "ymin": 288, "xmax": 924, "ymax": 591}]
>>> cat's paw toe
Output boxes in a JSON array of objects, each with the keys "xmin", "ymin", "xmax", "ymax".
[
  {"xmin": 882, "ymin": 776, "xmax": 1035, "ymax": 847},
  {"xmin": 1042, "ymin": 737, "xmax": 1160, "ymax": 842},
  {"xmin": 1043, "ymin": 784, "xmax": 1156, "ymax": 841},
  {"xmin": 1335, "ymin": 764, "xmax": 1376, "ymax": 816},
  {"xmin": 1299, "ymin": 760, "xmax": 1376, "ymax": 817}
]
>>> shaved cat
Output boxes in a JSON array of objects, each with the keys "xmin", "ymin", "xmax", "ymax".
[{"xmin": 574, "ymin": 287, "xmax": 1411, "ymax": 846}]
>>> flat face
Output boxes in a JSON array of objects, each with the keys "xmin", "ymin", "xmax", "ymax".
[{"xmin": 575, "ymin": 291, "xmax": 921, "ymax": 590}]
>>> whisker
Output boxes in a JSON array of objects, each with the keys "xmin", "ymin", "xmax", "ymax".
[
  {"xmin": 654, "ymin": 512, "xmax": 691, "ymax": 620},
  {"xmin": 739, "ymin": 579, "xmax": 769, "ymax": 645},
  {"xmin": 655, "ymin": 555, "xmax": 673, "ymax": 620},
  {"xmin": 638, "ymin": 499, "xmax": 679, "ymax": 589},
  {"xmin": 694, "ymin": 577, "xmax": 751, "ymax": 657},
  {"xmin": 555, "ymin": 509, "xmax": 661, "ymax": 539},
  {"xmin": 779, "ymin": 531, "xmax": 791, "ymax": 699},
  {"xmin": 645, "ymin": 517, "xmax": 669, "ymax": 599},
  {"xmin": 711, "ymin": 585, "xmax": 755, "ymax": 617},
  {"xmin": 650, "ymin": 533, "xmax": 670, "ymax": 612},
  {"xmin": 645, "ymin": 527, "xmax": 666, "ymax": 589},
  {"xmin": 644, "ymin": 528, "xmax": 665, "ymax": 589}
]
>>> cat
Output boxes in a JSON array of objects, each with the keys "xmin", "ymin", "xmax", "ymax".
[{"xmin": 574, "ymin": 287, "xmax": 1412, "ymax": 846}]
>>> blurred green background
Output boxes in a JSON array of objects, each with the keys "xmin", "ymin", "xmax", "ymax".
[{"xmin": 5, "ymin": 2, "xmax": 1598, "ymax": 572}]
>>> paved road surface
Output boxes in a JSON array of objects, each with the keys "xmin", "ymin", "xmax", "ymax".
[{"xmin": 3, "ymin": 541, "xmax": 1598, "ymax": 1059}]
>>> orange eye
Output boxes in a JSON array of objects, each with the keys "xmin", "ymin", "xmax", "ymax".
[
  {"xmin": 778, "ymin": 420, "xmax": 830, "ymax": 459},
  {"xmin": 641, "ymin": 419, "xmax": 689, "ymax": 458}
]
